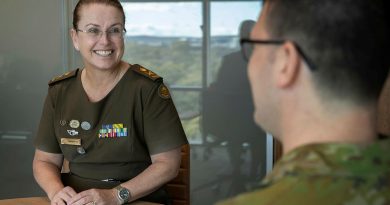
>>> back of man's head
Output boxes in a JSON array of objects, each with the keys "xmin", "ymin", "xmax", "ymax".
[
  {"xmin": 265, "ymin": 0, "xmax": 390, "ymax": 105},
  {"xmin": 239, "ymin": 20, "xmax": 256, "ymax": 39}
]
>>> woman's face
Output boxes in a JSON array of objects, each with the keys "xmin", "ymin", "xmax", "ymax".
[{"xmin": 71, "ymin": 3, "xmax": 125, "ymax": 71}]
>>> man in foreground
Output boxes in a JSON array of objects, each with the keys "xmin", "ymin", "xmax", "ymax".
[{"xmin": 218, "ymin": 0, "xmax": 390, "ymax": 204}]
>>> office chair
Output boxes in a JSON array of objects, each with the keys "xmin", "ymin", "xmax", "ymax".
[
  {"xmin": 378, "ymin": 75, "xmax": 390, "ymax": 136},
  {"xmin": 166, "ymin": 144, "xmax": 190, "ymax": 205}
]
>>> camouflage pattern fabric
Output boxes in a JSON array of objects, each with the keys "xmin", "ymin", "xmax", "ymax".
[{"xmin": 217, "ymin": 139, "xmax": 390, "ymax": 205}]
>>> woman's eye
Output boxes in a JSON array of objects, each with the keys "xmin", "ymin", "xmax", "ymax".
[
  {"xmin": 110, "ymin": 28, "xmax": 121, "ymax": 34},
  {"xmin": 88, "ymin": 28, "xmax": 100, "ymax": 34}
]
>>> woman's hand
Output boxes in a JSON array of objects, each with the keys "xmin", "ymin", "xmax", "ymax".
[
  {"xmin": 32, "ymin": 149, "xmax": 72, "ymax": 205},
  {"xmin": 68, "ymin": 188, "xmax": 120, "ymax": 205},
  {"xmin": 50, "ymin": 186, "xmax": 77, "ymax": 205}
]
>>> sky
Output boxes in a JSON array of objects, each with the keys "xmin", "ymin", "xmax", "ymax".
[{"xmin": 122, "ymin": 2, "xmax": 262, "ymax": 37}]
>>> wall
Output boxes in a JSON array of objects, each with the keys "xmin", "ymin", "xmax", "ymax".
[{"xmin": 0, "ymin": 0, "xmax": 65, "ymax": 198}]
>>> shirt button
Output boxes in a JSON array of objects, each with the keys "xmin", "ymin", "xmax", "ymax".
[{"xmin": 77, "ymin": 147, "xmax": 86, "ymax": 155}]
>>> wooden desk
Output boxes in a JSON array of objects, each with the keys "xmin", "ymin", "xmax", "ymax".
[
  {"xmin": 0, "ymin": 197, "xmax": 49, "ymax": 205},
  {"xmin": 0, "ymin": 197, "xmax": 161, "ymax": 205}
]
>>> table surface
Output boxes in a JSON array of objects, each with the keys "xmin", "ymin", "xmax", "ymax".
[{"xmin": 0, "ymin": 197, "xmax": 161, "ymax": 205}]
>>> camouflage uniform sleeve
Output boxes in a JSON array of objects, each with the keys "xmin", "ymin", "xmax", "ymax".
[
  {"xmin": 215, "ymin": 178, "xmax": 300, "ymax": 205},
  {"xmin": 217, "ymin": 175, "xmax": 390, "ymax": 205}
]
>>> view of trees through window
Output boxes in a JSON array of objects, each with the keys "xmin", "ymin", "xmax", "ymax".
[
  {"xmin": 122, "ymin": 1, "xmax": 261, "ymax": 143},
  {"xmin": 123, "ymin": 38, "xmax": 237, "ymax": 142}
]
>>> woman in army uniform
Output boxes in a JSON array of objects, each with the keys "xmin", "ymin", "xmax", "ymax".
[{"xmin": 32, "ymin": 0, "xmax": 188, "ymax": 204}]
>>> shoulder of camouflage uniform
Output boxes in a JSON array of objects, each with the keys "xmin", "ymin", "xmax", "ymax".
[
  {"xmin": 130, "ymin": 64, "xmax": 162, "ymax": 82},
  {"xmin": 48, "ymin": 69, "xmax": 79, "ymax": 86}
]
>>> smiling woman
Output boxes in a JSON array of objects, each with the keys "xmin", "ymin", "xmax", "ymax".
[
  {"xmin": 32, "ymin": 0, "xmax": 188, "ymax": 205},
  {"xmin": 71, "ymin": 3, "xmax": 126, "ymax": 75}
]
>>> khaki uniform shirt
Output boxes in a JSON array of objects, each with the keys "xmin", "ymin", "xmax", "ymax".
[
  {"xmin": 218, "ymin": 138, "xmax": 390, "ymax": 205},
  {"xmin": 34, "ymin": 64, "xmax": 188, "ymax": 183}
]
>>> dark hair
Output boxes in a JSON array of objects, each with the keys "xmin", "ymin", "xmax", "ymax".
[
  {"xmin": 264, "ymin": 0, "xmax": 390, "ymax": 104},
  {"xmin": 73, "ymin": 0, "xmax": 126, "ymax": 29}
]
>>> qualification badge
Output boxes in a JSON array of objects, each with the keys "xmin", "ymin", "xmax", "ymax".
[
  {"xmin": 81, "ymin": 121, "xmax": 91, "ymax": 131},
  {"xmin": 69, "ymin": 120, "xmax": 80, "ymax": 129},
  {"xmin": 60, "ymin": 120, "xmax": 67, "ymax": 126}
]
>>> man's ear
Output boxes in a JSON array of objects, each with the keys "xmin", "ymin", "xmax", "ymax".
[
  {"xmin": 275, "ymin": 41, "xmax": 301, "ymax": 88},
  {"xmin": 70, "ymin": 29, "xmax": 80, "ymax": 51}
]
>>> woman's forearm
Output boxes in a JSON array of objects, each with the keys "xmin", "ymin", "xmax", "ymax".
[
  {"xmin": 118, "ymin": 147, "xmax": 181, "ymax": 202},
  {"xmin": 33, "ymin": 150, "xmax": 65, "ymax": 200}
]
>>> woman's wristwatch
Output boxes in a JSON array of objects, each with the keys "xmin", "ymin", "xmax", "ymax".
[{"xmin": 115, "ymin": 185, "xmax": 131, "ymax": 204}]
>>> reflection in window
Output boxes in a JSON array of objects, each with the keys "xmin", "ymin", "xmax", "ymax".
[
  {"xmin": 195, "ymin": 2, "xmax": 266, "ymax": 204},
  {"xmin": 210, "ymin": 1, "xmax": 261, "ymax": 82}
]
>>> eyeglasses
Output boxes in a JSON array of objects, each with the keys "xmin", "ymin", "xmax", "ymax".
[
  {"xmin": 76, "ymin": 27, "xmax": 127, "ymax": 40},
  {"xmin": 240, "ymin": 38, "xmax": 317, "ymax": 71}
]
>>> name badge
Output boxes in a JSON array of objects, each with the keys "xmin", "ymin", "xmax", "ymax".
[{"xmin": 61, "ymin": 138, "xmax": 81, "ymax": 146}]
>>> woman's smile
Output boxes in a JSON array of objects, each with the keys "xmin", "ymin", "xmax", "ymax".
[{"xmin": 93, "ymin": 49, "xmax": 113, "ymax": 57}]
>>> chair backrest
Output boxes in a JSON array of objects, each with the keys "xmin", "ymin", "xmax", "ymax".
[
  {"xmin": 378, "ymin": 75, "xmax": 390, "ymax": 135},
  {"xmin": 166, "ymin": 144, "xmax": 190, "ymax": 205},
  {"xmin": 62, "ymin": 159, "xmax": 70, "ymax": 173}
]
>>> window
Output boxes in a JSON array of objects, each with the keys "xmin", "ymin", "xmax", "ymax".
[
  {"xmin": 123, "ymin": 2, "xmax": 203, "ymax": 87},
  {"xmin": 121, "ymin": 1, "xmax": 261, "ymax": 143},
  {"xmin": 121, "ymin": 1, "xmax": 265, "ymax": 204},
  {"xmin": 210, "ymin": 1, "xmax": 261, "ymax": 82}
]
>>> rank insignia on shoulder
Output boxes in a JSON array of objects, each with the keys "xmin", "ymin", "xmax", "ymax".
[
  {"xmin": 131, "ymin": 64, "xmax": 161, "ymax": 81},
  {"xmin": 48, "ymin": 69, "xmax": 79, "ymax": 86},
  {"xmin": 158, "ymin": 84, "xmax": 171, "ymax": 99}
]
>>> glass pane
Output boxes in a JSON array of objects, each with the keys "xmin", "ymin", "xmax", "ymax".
[
  {"xmin": 210, "ymin": 1, "xmax": 261, "ymax": 82},
  {"xmin": 171, "ymin": 91, "xmax": 202, "ymax": 143},
  {"xmin": 122, "ymin": 2, "xmax": 202, "ymax": 86},
  {"xmin": 192, "ymin": 2, "xmax": 265, "ymax": 204},
  {"xmin": 0, "ymin": 0, "xmax": 64, "ymax": 198}
]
